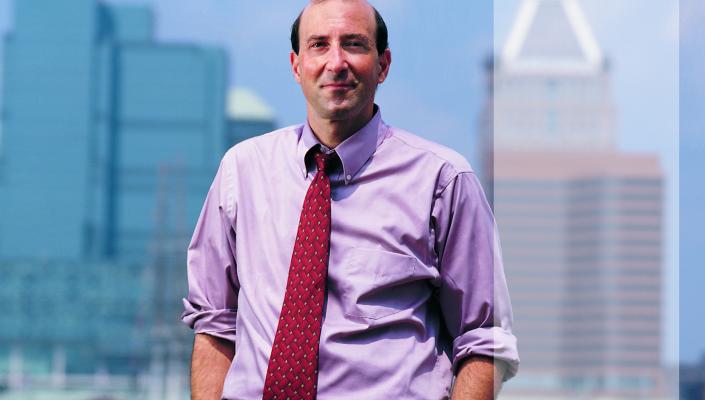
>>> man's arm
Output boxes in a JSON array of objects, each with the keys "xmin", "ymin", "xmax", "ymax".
[
  {"xmin": 451, "ymin": 356, "xmax": 507, "ymax": 400},
  {"xmin": 191, "ymin": 333, "xmax": 235, "ymax": 400},
  {"xmin": 430, "ymin": 171, "xmax": 519, "ymax": 396},
  {"xmin": 181, "ymin": 157, "xmax": 240, "ymax": 399}
]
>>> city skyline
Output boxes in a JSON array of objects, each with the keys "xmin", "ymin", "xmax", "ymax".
[{"xmin": 0, "ymin": 0, "xmax": 690, "ymax": 379}]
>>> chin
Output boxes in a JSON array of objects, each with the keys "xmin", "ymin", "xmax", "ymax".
[
  {"xmin": 321, "ymin": 104, "xmax": 356, "ymax": 120},
  {"xmin": 328, "ymin": 107, "xmax": 355, "ymax": 119},
  {"xmin": 331, "ymin": 99, "xmax": 367, "ymax": 115}
]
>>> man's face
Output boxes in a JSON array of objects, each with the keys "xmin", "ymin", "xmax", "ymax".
[{"xmin": 291, "ymin": 0, "xmax": 391, "ymax": 123}]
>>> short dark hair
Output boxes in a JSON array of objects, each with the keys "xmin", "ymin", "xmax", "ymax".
[{"xmin": 290, "ymin": 5, "xmax": 388, "ymax": 55}]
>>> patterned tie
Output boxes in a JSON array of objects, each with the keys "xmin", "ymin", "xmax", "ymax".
[{"xmin": 263, "ymin": 151, "xmax": 336, "ymax": 400}]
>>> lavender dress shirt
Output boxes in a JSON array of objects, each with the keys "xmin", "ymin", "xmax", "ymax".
[{"xmin": 181, "ymin": 108, "xmax": 519, "ymax": 399}]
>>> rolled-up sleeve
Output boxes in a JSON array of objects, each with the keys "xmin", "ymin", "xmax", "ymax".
[
  {"xmin": 431, "ymin": 171, "xmax": 519, "ymax": 381},
  {"xmin": 181, "ymin": 156, "xmax": 239, "ymax": 345}
]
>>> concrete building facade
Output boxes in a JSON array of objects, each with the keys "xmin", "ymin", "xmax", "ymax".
[{"xmin": 485, "ymin": 0, "xmax": 666, "ymax": 397}]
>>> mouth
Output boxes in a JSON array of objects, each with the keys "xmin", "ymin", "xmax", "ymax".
[{"xmin": 321, "ymin": 82, "xmax": 356, "ymax": 90}]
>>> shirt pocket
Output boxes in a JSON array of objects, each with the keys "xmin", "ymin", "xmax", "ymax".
[{"xmin": 339, "ymin": 247, "xmax": 421, "ymax": 320}]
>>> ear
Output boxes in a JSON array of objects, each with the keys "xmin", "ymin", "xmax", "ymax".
[
  {"xmin": 290, "ymin": 51, "xmax": 302, "ymax": 84},
  {"xmin": 377, "ymin": 48, "xmax": 392, "ymax": 84}
]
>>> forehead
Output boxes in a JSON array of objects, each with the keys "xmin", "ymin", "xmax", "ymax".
[{"xmin": 300, "ymin": 0, "xmax": 376, "ymax": 37}]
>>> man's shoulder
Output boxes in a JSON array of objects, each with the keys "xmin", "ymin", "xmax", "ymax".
[{"xmin": 384, "ymin": 125, "xmax": 473, "ymax": 174}]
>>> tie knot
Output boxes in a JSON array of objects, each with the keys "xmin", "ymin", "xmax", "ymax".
[{"xmin": 314, "ymin": 151, "xmax": 336, "ymax": 174}]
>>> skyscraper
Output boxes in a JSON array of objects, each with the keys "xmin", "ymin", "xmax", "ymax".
[
  {"xmin": 0, "ymin": 1, "xmax": 228, "ymax": 395},
  {"xmin": 0, "ymin": 0, "xmax": 99, "ymax": 260},
  {"xmin": 485, "ymin": 0, "xmax": 665, "ymax": 397},
  {"xmin": 0, "ymin": 0, "xmax": 227, "ymax": 263}
]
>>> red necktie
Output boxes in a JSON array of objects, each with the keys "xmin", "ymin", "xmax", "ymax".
[{"xmin": 263, "ymin": 151, "xmax": 336, "ymax": 400}]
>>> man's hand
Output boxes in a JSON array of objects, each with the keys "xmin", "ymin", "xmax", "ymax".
[
  {"xmin": 191, "ymin": 333, "xmax": 235, "ymax": 400},
  {"xmin": 451, "ymin": 356, "xmax": 507, "ymax": 400}
]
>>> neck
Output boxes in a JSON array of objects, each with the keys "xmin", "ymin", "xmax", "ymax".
[{"xmin": 308, "ymin": 105, "xmax": 375, "ymax": 148}]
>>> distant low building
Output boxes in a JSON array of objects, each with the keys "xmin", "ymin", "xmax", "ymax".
[
  {"xmin": 226, "ymin": 87, "xmax": 276, "ymax": 149},
  {"xmin": 681, "ymin": 357, "xmax": 705, "ymax": 400},
  {"xmin": 0, "ymin": 260, "xmax": 149, "ymax": 379}
]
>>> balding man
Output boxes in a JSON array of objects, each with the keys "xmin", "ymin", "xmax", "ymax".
[{"xmin": 182, "ymin": 1, "xmax": 519, "ymax": 399}]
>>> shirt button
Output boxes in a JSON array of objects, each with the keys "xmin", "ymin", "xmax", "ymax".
[{"xmin": 346, "ymin": 174, "xmax": 352, "ymax": 181}]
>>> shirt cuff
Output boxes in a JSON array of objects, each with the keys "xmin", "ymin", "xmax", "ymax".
[
  {"xmin": 181, "ymin": 298, "xmax": 238, "ymax": 344},
  {"xmin": 452, "ymin": 326, "xmax": 520, "ymax": 381}
]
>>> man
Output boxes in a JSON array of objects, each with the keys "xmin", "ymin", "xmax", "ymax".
[{"xmin": 182, "ymin": 0, "xmax": 519, "ymax": 399}]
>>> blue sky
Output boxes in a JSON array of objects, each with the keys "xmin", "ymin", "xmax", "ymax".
[
  {"xmin": 0, "ymin": 0, "xmax": 694, "ymax": 364},
  {"xmin": 678, "ymin": 0, "xmax": 705, "ymax": 366},
  {"xmin": 93, "ymin": 0, "xmax": 495, "ymax": 163}
]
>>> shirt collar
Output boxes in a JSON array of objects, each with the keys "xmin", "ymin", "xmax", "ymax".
[{"xmin": 297, "ymin": 106, "xmax": 384, "ymax": 185}]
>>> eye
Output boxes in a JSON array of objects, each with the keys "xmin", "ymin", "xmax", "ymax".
[
  {"xmin": 311, "ymin": 41, "xmax": 327, "ymax": 49},
  {"xmin": 344, "ymin": 41, "xmax": 362, "ymax": 47}
]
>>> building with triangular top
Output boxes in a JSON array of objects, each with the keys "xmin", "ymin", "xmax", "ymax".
[
  {"xmin": 481, "ymin": 0, "xmax": 669, "ymax": 397},
  {"xmin": 493, "ymin": 0, "xmax": 616, "ymax": 152}
]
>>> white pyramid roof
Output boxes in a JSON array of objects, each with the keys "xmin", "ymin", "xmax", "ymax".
[
  {"xmin": 227, "ymin": 87, "xmax": 275, "ymax": 122},
  {"xmin": 501, "ymin": 0, "xmax": 603, "ymax": 74}
]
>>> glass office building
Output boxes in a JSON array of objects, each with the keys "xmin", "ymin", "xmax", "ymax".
[
  {"xmin": 0, "ymin": 0, "xmax": 228, "ymax": 396},
  {"xmin": 0, "ymin": 0, "xmax": 226, "ymax": 261}
]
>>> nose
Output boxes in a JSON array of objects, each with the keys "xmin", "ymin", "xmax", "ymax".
[{"xmin": 326, "ymin": 43, "xmax": 348, "ymax": 76}]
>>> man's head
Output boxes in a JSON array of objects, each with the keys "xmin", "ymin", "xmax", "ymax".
[
  {"xmin": 290, "ymin": 0, "xmax": 392, "ymax": 125},
  {"xmin": 291, "ymin": 2, "xmax": 389, "ymax": 56}
]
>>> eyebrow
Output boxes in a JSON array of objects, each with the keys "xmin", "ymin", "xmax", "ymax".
[
  {"xmin": 305, "ymin": 34, "xmax": 372, "ymax": 45},
  {"xmin": 340, "ymin": 34, "xmax": 371, "ymax": 44}
]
